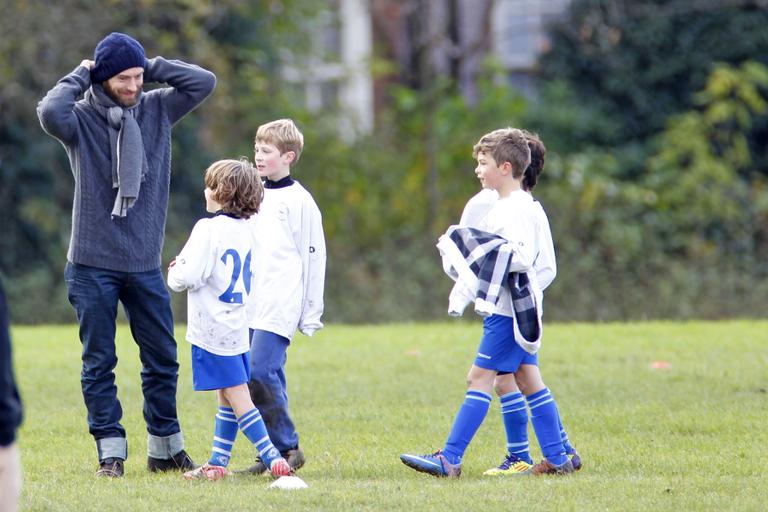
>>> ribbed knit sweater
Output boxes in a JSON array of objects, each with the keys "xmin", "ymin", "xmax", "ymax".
[
  {"xmin": 37, "ymin": 57, "xmax": 216, "ymax": 272},
  {"xmin": 0, "ymin": 278, "xmax": 21, "ymax": 446}
]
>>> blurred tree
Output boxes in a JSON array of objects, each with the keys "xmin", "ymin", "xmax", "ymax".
[
  {"xmin": 538, "ymin": 61, "xmax": 768, "ymax": 320},
  {"xmin": 537, "ymin": 0, "xmax": 768, "ymax": 148},
  {"xmin": 370, "ymin": 0, "xmax": 496, "ymax": 232},
  {"xmin": 647, "ymin": 61, "xmax": 768, "ymax": 258},
  {"xmin": 518, "ymin": 0, "xmax": 768, "ymax": 320}
]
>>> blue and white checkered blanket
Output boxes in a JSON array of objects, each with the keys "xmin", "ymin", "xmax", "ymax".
[{"xmin": 437, "ymin": 225, "xmax": 542, "ymax": 354}]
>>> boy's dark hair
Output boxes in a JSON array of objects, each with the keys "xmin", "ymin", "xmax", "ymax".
[
  {"xmin": 521, "ymin": 130, "xmax": 546, "ymax": 191},
  {"xmin": 472, "ymin": 127, "xmax": 531, "ymax": 177},
  {"xmin": 204, "ymin": 158, "xmax": 264, "ymax": 219}
]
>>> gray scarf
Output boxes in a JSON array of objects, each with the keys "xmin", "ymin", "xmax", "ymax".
[{"xmin": 85, "ymin": 84, "xmax": 148, "ymax": 217}]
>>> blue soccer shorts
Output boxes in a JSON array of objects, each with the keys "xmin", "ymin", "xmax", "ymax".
[
  {"xmin": 191, "ymin": 344, "xmax": 251, "ymax": 391},
  {"xmin": 474, "ymin": 314, "xmax": 538, "ymax": 373}
]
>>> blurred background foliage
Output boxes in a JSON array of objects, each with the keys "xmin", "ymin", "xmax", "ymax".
[{"xmin": 1, "ymin": 0, "xmax": 767, "ymax": 324}]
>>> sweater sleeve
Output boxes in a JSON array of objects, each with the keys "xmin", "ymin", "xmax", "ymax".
[
  {"xmin": 144, "ymin": 57, "xmax": 216, "ymax": 125},
  {"xmin": 37, "ymin": 65, "xmax": 91, "ymax": 145},
  {"xmin": 167, "ymin": 219, "xmax": 215, "ymax": 292},
  {"xmin": 0, "ymin": 279, "xmax": 22, "ymax": 447},
  {"xmin": 297, "ymin": 194, "xmax": 326, "ymax": 337}
]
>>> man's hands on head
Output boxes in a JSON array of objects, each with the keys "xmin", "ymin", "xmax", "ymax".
[{"xmin": 80, "ymin": 59, "xmax": 95, "ymax": 70}]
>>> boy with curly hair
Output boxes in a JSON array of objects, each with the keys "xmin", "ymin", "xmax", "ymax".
[{"xmin": 167, "ymin": 158, "xmax": 292, "ymax": 480}]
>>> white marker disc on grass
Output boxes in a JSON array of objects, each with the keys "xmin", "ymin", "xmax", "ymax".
[{"xmin": 269, "ymin": 475, "xmax": 309, "ymax": 489}]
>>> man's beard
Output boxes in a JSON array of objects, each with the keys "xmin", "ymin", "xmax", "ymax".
[{"xmin": 103, "ymin": 82, "xmax": 142, "ymax": 107}]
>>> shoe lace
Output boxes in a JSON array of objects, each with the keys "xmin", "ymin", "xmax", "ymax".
[
  {"xmin": 173, "ymin": 450, "xmax": 192, "ymax": 464},
  {"xmin": 498, "ymin": 453, "xmax": 524, "ymax": 470},
  {"xmin": 97, "ymin": 459, "xmax": 122, "ymax": 477}
]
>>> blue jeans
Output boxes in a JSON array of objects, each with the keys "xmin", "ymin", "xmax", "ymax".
[
  {"xmin": 64, "ymin": 263, "xmax": 182, "ymax": 461},
  {"xmin": 247, "ymin": 329, "xmax": 298, "ymax": 453}
]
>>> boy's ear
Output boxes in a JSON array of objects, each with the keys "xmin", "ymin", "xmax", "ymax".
[
  {"xmin": 282, "ymin": 150, "xmax": 296, "ymax": 165},
  {"xmin": 500, "ymin": 161, "xmax": 513, "ymax": 175}
]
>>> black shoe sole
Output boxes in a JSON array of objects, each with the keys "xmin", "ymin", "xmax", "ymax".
[{"xmin": 400, "ymin": 456, "xmax": 450, "ymax": 478}]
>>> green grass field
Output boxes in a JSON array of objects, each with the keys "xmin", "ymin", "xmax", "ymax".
[{"xmin": 11, "ymin": 321, "xmax": 768, "ymax": 511}]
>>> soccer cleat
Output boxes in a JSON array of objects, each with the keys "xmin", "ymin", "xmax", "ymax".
[
  {"xmin": 269, "ymin": 457, "xmax": 293, "ymax": 478},
  {"xmin": 95, "ymin": 457, "xmax": 124, "ymax": 478},
  {"xmin": 400, "ymin": 450, "xmax": 462, "ymax": 478},
  {"xmin": 569, "ymin": 451, "xmax": 583, "ymax": 471},
  {"xmin": 483, "ymin": 453, "xmax": 533, "ymax": 476},
  {"xmin": 239, "ymin": 458, "xmax": 268, "ymax": 475},
  {"xmin": 183, "ymin": 463, "xmax": 228, "ymax": 481},
  {"xmin": 284, "ymin": 448, "xmax": 306, "ymax": 472},
  {"xmin": 238, "ymin": 447, "xmax": 306, "ymax": 475},
  {"xmin": 148, "ymin": 449, "xmax": 196, "ymax": 472},
  {"xmin": 530, "ymin": 457, "xmax": 575, "ymax": 476}
]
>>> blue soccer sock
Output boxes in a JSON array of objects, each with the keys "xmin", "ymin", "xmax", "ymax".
[
  {"xmin": 499, "ymin": 391, "xmax": 532, "ymax": 464},
  {"xmin": 442, "ymin": 390, "xmax": 492, "ymax": 465},
  {"xmin": 237, "ymin": 407, "xmax": 282, "ymax": 469},
  {"xmin": 527, "ymin": 388, "xmax": 567, "ymax": 467},
  {"xmin": 208, "ymin": 406, "xmax": 238, "ymax": 467}
]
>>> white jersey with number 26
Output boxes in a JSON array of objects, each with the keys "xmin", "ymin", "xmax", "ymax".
[{"xmin": 167, "ymin": 214, "xmax": 257, "ymax": 356}]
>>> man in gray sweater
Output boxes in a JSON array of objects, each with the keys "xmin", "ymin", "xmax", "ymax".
[{"xmin": 37, "ymin": 32, "xmax": 216, "ymax": 478}]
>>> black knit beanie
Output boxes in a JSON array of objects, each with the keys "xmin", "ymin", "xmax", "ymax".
[{"xmin": 91, "ymin": 32, "xmax": 147, "ymax": 83}]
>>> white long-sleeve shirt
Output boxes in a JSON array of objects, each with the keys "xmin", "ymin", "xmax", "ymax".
[
  {"xmin": 460, "ymin": 188, "xmax": 556, "ymax": 291},
  {"xmin": 248, "ymin": 179, "xmax": 326, "ymax": 340},
  {"xmin": 167, "ymin": 214, "xmax": 256, "ymax": 356},
  {"xmin": 462, "ymin": 189, "xmax": 538, "ymax": 317},
  {"xmin": 532, "ymin": 201, "xmax": 556, "ymax": 291}
]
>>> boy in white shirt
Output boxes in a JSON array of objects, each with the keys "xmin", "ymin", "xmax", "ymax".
[
  {"xmin": 242, "ymin": 119, "xmax": 326, "ymax": 475},
  {"xmin": 400, "ymin": 127, "xmax": 573, "ymax": 477},
  {"xmin": 475, "ymin": 132, "xmax": 581, "ymax": 476},
  {"xmin": 167, "ymin": 158, "xmax": 291, "ymax": 481}
]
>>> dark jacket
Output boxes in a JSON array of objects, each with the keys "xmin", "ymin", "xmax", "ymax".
[{"xmin": 0, "ymin": 277, "xmax": 22, "ymax": 446}]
